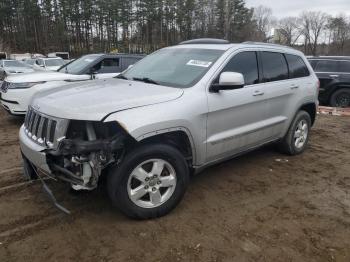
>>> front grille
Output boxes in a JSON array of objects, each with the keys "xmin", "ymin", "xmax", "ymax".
[{"xmin": 24, "ymin": 107, "xmax": 59, "ymax": 147}]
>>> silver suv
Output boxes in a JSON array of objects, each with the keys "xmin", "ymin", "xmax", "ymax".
[{"xmin": 20, "ymin": 39, "xmax": 319, "ymax": 219}]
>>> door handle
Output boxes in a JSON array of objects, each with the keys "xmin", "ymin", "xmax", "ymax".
[
  {"xmin": 290, "ymin": 84, "xmax": 299, "ymax": 89},
  {"xmin": 253, "ymin": 90, "xmax": 264, "ymax": 96},
  {"xmin": 330, "ymin": 74, "xmax": 339, "ymax": 78}
]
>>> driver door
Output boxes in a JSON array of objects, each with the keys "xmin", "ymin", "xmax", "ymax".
[{"xmin": 206, "ymin": 51, "xmax": 269, "ymax": 162}]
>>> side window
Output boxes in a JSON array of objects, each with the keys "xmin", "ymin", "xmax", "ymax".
[
  {"xmin": 221, "ymin": 51, "xmax": 259, "ymax": 85},
  {"xmin": 36, "ymin": 59, "xmax": 44, "ymax": 66},
  {"xmin": 261, "ymin": 52, "xmax": 288, "ymax": 82},
  {"xmin": 122, "ymin": 57, "xmax": 140, "ymax": 70},
  {"xmin": 308, "ymin": 60, "xmax": 317, "ymax": 69},
  {"xmin": 94, "ymin": 58, "xmax": 120, "ymax": 73},
  {"xmin": 314, "ymin": 60, "xmax": 338, "ymax": 72},
  {"xmin": 338, "ymin": 61, "xmax": 350, "ymax": 73},
  {"xmin": 285, "ymin": 54, "xmax": 310, "ymax": 78}
]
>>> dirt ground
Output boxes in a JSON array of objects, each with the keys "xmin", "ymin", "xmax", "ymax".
[{"xmin": 0, "ymin": 109, "xmax": 349, "ymax": 262}]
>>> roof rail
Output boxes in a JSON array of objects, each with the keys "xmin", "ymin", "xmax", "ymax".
[
  {"xmin": 179, "ymin": 38, "xmax": 230, "ymax": 45},
  {"xmin": 242, "ymin": 41, "xmax": 294, "ymax": 49}
]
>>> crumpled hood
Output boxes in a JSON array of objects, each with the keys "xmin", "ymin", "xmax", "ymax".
[
  {"xmin": 32, "ymin": 78, "xmax": 184, "ymax": 121},
  {"xmin": 6, "ymin": 71, "xmax": 87, "ymax": 83}
]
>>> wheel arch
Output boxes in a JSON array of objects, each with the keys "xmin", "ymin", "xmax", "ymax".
[
  {"xmin": 135, "ymin": 128, "xmax": 196, "ymax": 167},
  {"xmin": 298, "ymin": 102, "xmax": 317, "ymax": 126}
]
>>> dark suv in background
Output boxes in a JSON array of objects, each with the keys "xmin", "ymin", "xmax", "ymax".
[{"xmin": 308, "ymin": 56, "xmax": 350, "ymax": 107}]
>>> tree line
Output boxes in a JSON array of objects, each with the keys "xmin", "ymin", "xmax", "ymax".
[
  {"xmin": 0, "ymin": 0, "xmax": 257, "ymax": 56},
  {"xmin": 0, "ymin": 0, "xmax": 349, "ymax": 57},
  {"xmin": 252, "ymin": 5, "xmax": 350, "ymax": 56}
]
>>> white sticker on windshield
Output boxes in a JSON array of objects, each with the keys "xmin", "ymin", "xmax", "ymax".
[
  {"xmin": 84, "ymin": 59, "xmax": 94, "ymax": 62},
  {"xmin": 186, "ymin": 60, "xmax": 212, "ymax": 67}
]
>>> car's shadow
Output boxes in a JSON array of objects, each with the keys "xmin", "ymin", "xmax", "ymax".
[{"xmin": 42, "ymin": 143, "xmax": 282, "ymax": 220}]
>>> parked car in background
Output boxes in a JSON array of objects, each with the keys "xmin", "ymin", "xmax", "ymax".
[
  {"xmin": 9, "ymin": 53, "xmax": 32, "ymax": 61},
  {"xmin": 22, "ymin": 58, "xmax": 37, "ymax": 67},
  {"xmin": 20, "ymin": 39, "xmax": 318, "ymax": 219},
  {"xmin": 0, "ymin": 53, "xmax": 145, "ymax": 115},
  {"xmin": 48, "ymin": 52, "xmax": 70, "ymax": 61},
  {"xmin": 33, "ymin": 57, "xmax": 66, "ymax": 71},
  {"xmin": 0, "ymin": 60, "xmax": 35, "ymax": 80},
  {"xmin": 308, "ymin": 56, "xmax": 350, "ymax": 107}
]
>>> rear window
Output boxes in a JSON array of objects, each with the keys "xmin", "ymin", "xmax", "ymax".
[
  {"xmin": 285, "ymin": 54, "xmax": 310, "ymax": 78},
  {"xmin": 338, "ymin": 61, "xmax": 350, "ymax": 73},
  {"xmin": 261, "ymin": 52, "xmax": 289, "ymax": 82},
  {"xmin": 94, "ymin": 58, "xmax": 121, "ymax": 73},
  {"xmin": 314, "ymin": 60, "xmax": 338, "ymax": 72}
]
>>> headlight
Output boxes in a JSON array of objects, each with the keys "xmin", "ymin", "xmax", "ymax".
[{"xmin": 8, "ymin": 82, "xmax": 46, "ymax": 89}]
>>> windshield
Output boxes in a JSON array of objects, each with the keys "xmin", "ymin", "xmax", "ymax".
[
  {"xmin": 24, "ymin": 59, "xmax": 36, "ymax": 65},
  {"xmin": 122, "ymin": 48, "xmax": 224, "ymax": 88},
  {"xmin": 45, "ymin": 58, "xmax": 65, "ymax": 67},
  {"xmin": 4, "ymin": 60, "xmax": 30, "ymax": 68},
  {"xmin": 58, "ymin": 54, "xmax": 101, "ymax": 74}
]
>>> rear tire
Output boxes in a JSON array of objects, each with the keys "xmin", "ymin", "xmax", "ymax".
[
  {"xmin": 107, "ymin": 143, "xmax": 189, "ymax": 219},
  {"xmin": 278, "ymin": 110, "xmax": 311, "ymax": 155},
  {"xmin": 330, "ymin": 88, "xmax": 350, "ymax": 108}
]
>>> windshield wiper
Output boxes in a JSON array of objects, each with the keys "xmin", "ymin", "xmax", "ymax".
[
  {"xmin": 116, "ymin": 74, "xmax": 128, "ymax": 80},
  {"xmin": 132, "ymin": 77, "xmax": 159, "ymax": 85}
]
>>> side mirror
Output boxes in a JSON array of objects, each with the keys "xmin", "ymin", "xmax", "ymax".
[
  {"xmin": 210, "ymin": 72, "xmax": 245, "ymax": 93},
  {"xmin": 89, "ymin": 67, "xmax": 98, "ymax": 79}
]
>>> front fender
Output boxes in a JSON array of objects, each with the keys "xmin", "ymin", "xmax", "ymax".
[{"xmin": 103, "ymin": 100, "xmax": 208, "ymax": 166}]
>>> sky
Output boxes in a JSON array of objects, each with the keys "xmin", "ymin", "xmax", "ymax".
[{"xmin": 245, "ymin": 0, "xmax": 350, "ymax": 18}]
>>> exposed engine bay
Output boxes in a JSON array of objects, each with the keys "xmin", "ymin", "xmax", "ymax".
[{"xmin": 46, "ymin": 121, "xmax": 131, "ymax": 190}]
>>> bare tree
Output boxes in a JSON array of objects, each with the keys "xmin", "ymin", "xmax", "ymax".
[
  {"xmin": 277, "ymin": 17, "xmax": 302, "ymax": 46},
  {"xmin": 300, "ymin": 11, "xmax": 329, "ymax": 55},
  {"xmin": 327, "ymin": 14, "xmax": 350, "ymax": 54},
  {"xmin": 252, "ymin": 5, "xmax": 273, "ymax": 41}
]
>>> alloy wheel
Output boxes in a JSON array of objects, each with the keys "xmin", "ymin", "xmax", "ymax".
[{"xmin": 127, "ymin": 159, "xmax": 177, "ymax": 208}]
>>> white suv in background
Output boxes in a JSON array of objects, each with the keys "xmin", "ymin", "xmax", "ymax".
[
  {"xmin": 32, "ymin": 57, "xmax": 66, "ymax": 71},
  {"xmin": 0, "ymin": 53, "xmax": 144, "ymax": 115},
  {"xmin": 20, "ymin": 39, "xmax": 319, "ymax": 219}
]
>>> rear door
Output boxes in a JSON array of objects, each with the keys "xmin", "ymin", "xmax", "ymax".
[
  {"xmin": 257, "ymin": 51, "xmax": 297, "ymax": 138},
  {"xmin": 311, "ymin": 59, "xmax": 340, "ymax": 103},
  {"xmin": 337, "ymin": 60, "xmax": 350, "ymax": 84}
]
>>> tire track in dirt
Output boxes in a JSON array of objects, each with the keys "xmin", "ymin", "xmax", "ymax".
[
  {"xmin": 0, "ymin": 180, "xmax": 36, "ymax": 197},
  {"xmin": 0, "ymin": 140, "xmax": 19, "ymax": 147},
  {"xmin": 0, "ymin": 194, "xmax": 104, "ymax": 245},
  {"xmin": 0, "ymin": 168, "xmax": 32, "ymax": 196},
  {"xmin": 0, "ymin": 213, "xmax": 65, "ymax": 245}
]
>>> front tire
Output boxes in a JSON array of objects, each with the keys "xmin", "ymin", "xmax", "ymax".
[
  {"xmin": 330, "ymin": 88, "xmax": 350, "ymax": 108},
  {"xmin": 107, "ymin": 144, "xmax": 189, "ymax": 219},
  {"xmin": 278, "ymin": 110, "xmax": 311, "ymax": 155}
]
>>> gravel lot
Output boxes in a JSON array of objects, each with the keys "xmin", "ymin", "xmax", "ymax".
[{"xmin": 0, "ymin": 109, "xmax": 350, "ymax": 262}]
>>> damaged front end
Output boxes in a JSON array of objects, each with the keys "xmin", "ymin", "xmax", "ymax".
[
  {"xmin": 47, "ymin": 120, "xmax": 130, "ymax": 190},
  {"xmin": 23, "ymin": 107, "xmax": 131, "ymax": 190}
]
